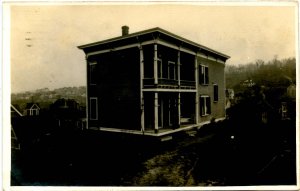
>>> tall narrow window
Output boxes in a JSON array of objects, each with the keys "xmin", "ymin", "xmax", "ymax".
[
  {"xmin": 200, "ymin": 95, "xmax": 211, "ymax": 116},
  {"xmin": 199, "ymin": 65, "xmax": 209, "ymax": 85},
  {"xmin": 90, "ymin": 97, "xmax": 98, "ymax": 120},
  {"xmin": 213, "ymin": 84, "xmax": 218, "ymax": 102},
  {"xmin": 168, "ymin": 61, "xmax": 176, "ymax": 80},
  {"xmin": 89, "ymin": 61, "xmax": 97, "ymax": 85},
  {"xmin": 281, "ymin": 102, "xmax": 288, "ymax": 119},
  {"xmin": 157, "ymin": 59, "xmax": 163, "ymax": 79}
]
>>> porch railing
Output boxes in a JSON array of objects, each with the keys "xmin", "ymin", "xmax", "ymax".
[
  {"xmin": 180, "ymin": 80, "xmax": 196, "ymax": 89},
  {"xmin": 143, "ymin": 78, "xmax": 196, "ymax": 89}
]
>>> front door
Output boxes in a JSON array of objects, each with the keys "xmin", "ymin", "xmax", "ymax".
[{"xmin": 158, "ymin": 94, "xmax": 178, "ymax": 129}]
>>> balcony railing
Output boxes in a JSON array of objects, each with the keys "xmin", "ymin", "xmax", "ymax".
[
  {"xmin": 158, "ymin": 79, "xmax": 178, "ymax": 86},
  {"xmin": 143, "ymin": 78, "xmax": 195, "ymax": 89},
  {"xmin": 180, "ymin": 80, "xmax": 196, "ymax": 89},
  {"xmin": 143, "ymin": 78, "xmax": 155, "ymax": 86}
]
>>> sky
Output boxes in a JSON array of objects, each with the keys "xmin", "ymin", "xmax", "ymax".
[{"xmin": 8, "ymin": 3, "xmax": 297, "ymax": 93}]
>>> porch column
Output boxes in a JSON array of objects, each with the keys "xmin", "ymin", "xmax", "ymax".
[
  {"xmin": 195, "ymin": 54, "xmax": 199, "ymax": 124},
  {"xmin": 177, "ymin": 48, "xmax": 181, "ymax": 86},
  {"xmin": 154, "ymin": 92, "xmax": 159, "ymax": 133},
  {"xmin": 154, "ymin": 44, "xmax": 158, "ymax": 85},
  {"xmin": 139, "ymin": 45, "xmax": 145, "ymax": 133},
  {"xmin": 177, "ymin": 92, "xmax": 181, "ymax": 128}
]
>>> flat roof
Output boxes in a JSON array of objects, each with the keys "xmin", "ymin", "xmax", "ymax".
[{"xmin": 78, "ymin": 27, "xmax": 230, "ymax": 59}]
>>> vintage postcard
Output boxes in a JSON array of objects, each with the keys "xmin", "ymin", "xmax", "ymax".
[{"xmin": 2, "ymin": 1, "xmax": 299, "ymax": 190}]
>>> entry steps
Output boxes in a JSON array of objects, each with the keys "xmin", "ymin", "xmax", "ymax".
[
  {"xmin": 185, "ymin": 130, "xmax": 198, "ymax": 137},
  {"xmin": 160, "ymin": 135, "xmax": 173, "ymax": 142},
  {"xmin": 159, "ymin": 129, "xmax": 198, "ymax": 142}
]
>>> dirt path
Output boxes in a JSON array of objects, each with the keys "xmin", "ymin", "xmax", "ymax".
[{"xmin": 130, "ymin": 134, "xmax": 220, "ymax": 186}]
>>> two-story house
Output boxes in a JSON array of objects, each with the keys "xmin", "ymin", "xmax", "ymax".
[{"xmin": 78, "ymin": 26, "xmax": 230, "ymax": 136}]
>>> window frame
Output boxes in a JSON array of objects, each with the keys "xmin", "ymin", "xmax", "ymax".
[
  {"xmin": 157, "ymin": 59, "xmax": 163, "ymax": 79},
  {"xmin": 89, "ymin": 97, "xmax": 98, "ymax": 120},
  {"xmin": 200, "ymin": 95, "xmax": 211, "ymax": 116},
  {"xmin": 89, "ymin": 61, "xmax": 97, "ymax": 85},
  {"xmin": 199, "ymin": 64, "xmax": 209, "ymax": 85},
  {"xmin": 168, "ymin": 61, "xmax": 177, "ymax": 80}
]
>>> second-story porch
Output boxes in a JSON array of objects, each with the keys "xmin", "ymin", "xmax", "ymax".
[{"xmin": 142, "ymin": 43, "xmax": 197, "ymax": 90}]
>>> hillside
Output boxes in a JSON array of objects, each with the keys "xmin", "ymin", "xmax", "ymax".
[
  {"xmin": 225, "ymin": 57, "xmax": 296, "ymax": 92},
  {"xmin": 11, "ymin": 86, "xmax": 86, "ymax": 112}
]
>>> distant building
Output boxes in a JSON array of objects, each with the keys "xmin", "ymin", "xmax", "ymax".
[
  {"xmin": 241, "ymin": 79, "xmax": 255, "ymax": 87},
  {"xmin": 280, "ymin": 102, "xmax": 288, "ymax": 120},
  {"xmin": 50, "ymin": 98, "xmax": 85, "ymax": 128},
  {"xmin": 24, "ymin": 103, "xmax": 40, "ymax": 116},
  {"xmin": 287, "ymin": 83, "xmax": 296, "ymax": 99},
  {"xmin": 279, "ymin": 83, "xmax": 296, "ymax": 120},
  {"xmin": 226, "ymin": 89, "xmax": 235, "ymax": 100},
  {"xmin": 78, "ymin": 26, "xmax": 230, "ymax": 136},
  {"xmin": 225, "ymin": 89, "xmax": 235, "ymax": 109}
]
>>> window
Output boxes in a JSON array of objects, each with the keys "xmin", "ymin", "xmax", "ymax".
[
  {"xmin": 32, "ymin": 109, "xmax": 39, "ymax": 116},
  {"xmin": 89, "ymin": 61, "xmax": 97, "ymax": 85},
  {"xmin": 168, "ymin": 61, "xmax": 176, "ymax": 80},
  {"xmin": 281, "ymin": 102, "xmax": 288, "ymax": 119},
  {"xmin": 90, "ymin": 97, "xmax": 98, "ymax": 120},
  {"xmin": 213, "ymin": 84, "xmax": 218, "ymax": 102},
  {"xmin": 200, "ymin": 96, "xmax": 211, "ymax": 116},
  {"xmin": 199, "ymin": 65, "xmax": 209, "ymax": 85},
  {"xmin": 262, "ymin": 112, "xmax": 268, "ymax": 124},
  {"xmin": 158, "ymin": 59, "xmax": 163, "ymax": 79}
]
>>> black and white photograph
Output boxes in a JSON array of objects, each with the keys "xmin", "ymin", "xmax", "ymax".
[{"xmin": 3, "ymin": 1, "xmax": 299, "ymax": 190}]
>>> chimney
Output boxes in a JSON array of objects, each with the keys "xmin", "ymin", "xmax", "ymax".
[{"xmin": 122, "ymin": 25, "xmax": 129, "ymax": 36}]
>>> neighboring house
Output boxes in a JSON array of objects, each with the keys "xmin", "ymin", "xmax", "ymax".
[
  {"xmin": 11, "ymin": 104, "xmax": 23, "ymax": 118},
  {"xmin": 225, "ymin": 89, "xmax": 235, "ymax": 109},
  {"xmin": 257, "ymin": 99, "xmax": 274, "ymax": 124},
  {"xmin": 78, "ymin": 26, "xmax": 230, "ymax": 136},
  {"xmin": 280, "ymin": 102, "xmax": 288, "ymax": 120},
  {"xmin": 24, "ymin": 103, "xmax": 40, "ymax": 116},
  {"xmin": 50, "ymin": 98, "xmax": 86, "ymax": 128},
  {"xmin": 287, "ymin": 83, "xmax": 296, "ymax": 99},
  {"xmin": 11, "ymin": 105, "xmax": 23, "ymax": 150},
  {"xmin": 279, "ymin": 83, "xmax": 296, "ymax": 120}
]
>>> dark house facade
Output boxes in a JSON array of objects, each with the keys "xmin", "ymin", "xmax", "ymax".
[
  {"xmin": 50, "ymin": 98, "xmax": 86, "ymax": 129},
  {"xmin": 11, "ymin": 104, "xmax": 23, "ymax": 150},
  {"xmin": 78, "ymin": 26, "xmax": 230, "ymax": 136}
]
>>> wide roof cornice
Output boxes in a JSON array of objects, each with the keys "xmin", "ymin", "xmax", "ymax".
[{"xmin": 78, "ymin": 27, "xmax": 230, "ymax": 59}]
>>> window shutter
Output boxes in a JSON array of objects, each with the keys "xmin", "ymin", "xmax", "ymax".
[
  {"xmin": 205, "ymin": 66, "xmax": 209, "ymax": 84},
  {"xmin": 200, "ymin": 97, "xmax": 203, "ymax": 116},
  {"xmin": 207, "ymin": 97, "xmax": 211, "ymax": 114},
  {"xmin": 199, "ymin": 66, "xmax": 204, "ymax": 84},
  {"xmin": 214, "ymin": 84, "xmax": 218, "ymax": 101},
  {"xmin": 90, "ymin": 97, "xmax": 98, "ymax": 120}
]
